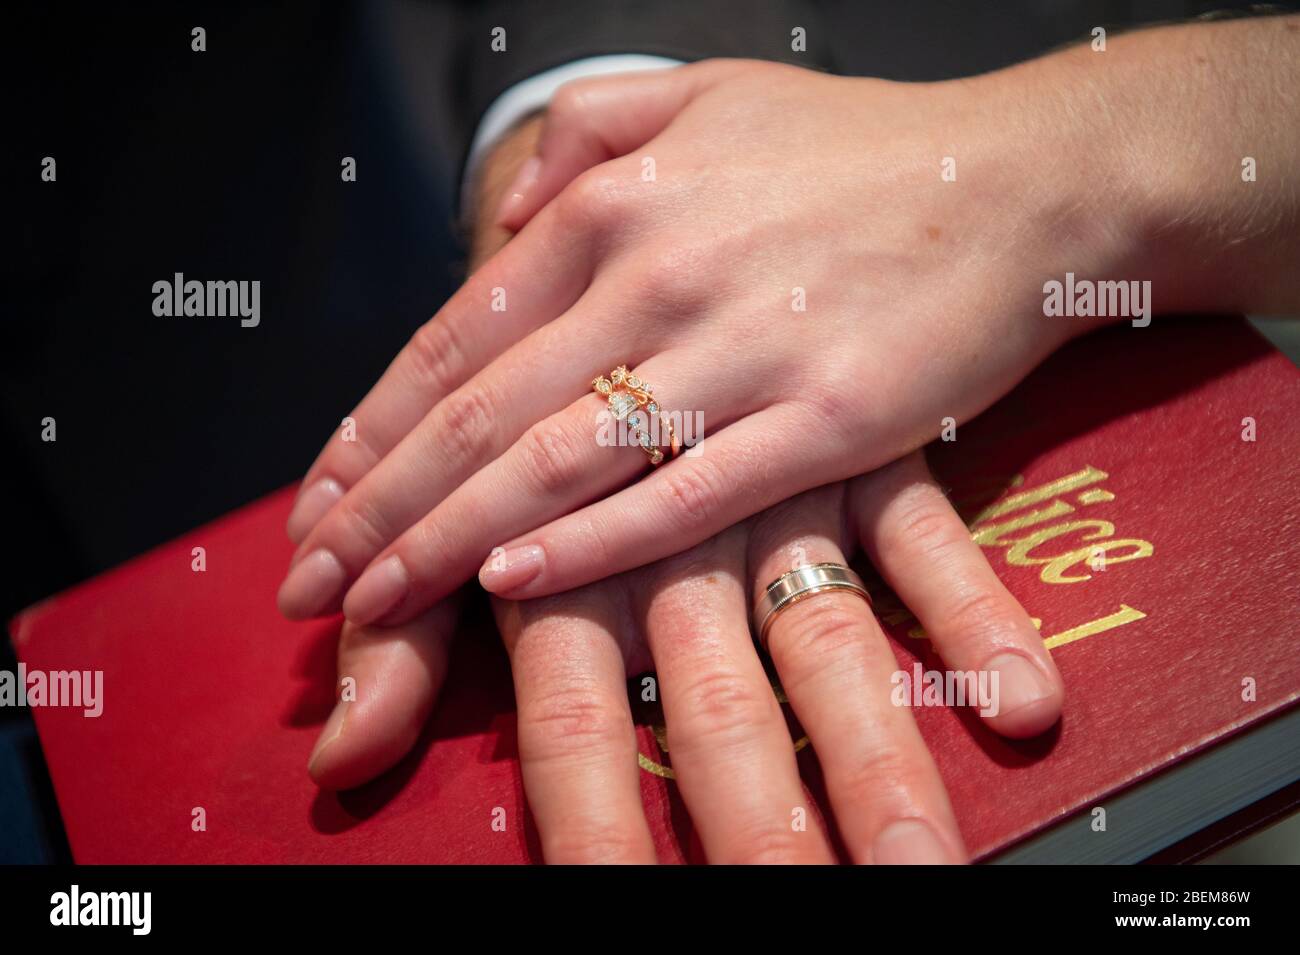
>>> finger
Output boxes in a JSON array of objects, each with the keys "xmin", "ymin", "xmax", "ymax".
[
  {"xmin": 849, "ymin": 452, "xmax": 1064, "ymax": 739},
  {"xmin": 283, "ymin": 210, "xmax": 718, "ymax": 617},
  {"xmin": 638, "ymin": 526, "xmax": 835, "ymax": 863},
  {"xmin": 494, "ymin": 586, "xmax": 656, "ymax": 863},
  {"xmin": 285, "ymin": 186, "xmax": 602, "ymax": 544},
  {"xmin": 749, "ymin": 484, "xmax": 967, "ymax": 864},
  {"xmin": 308, "ymin": 594, "xmax": 460, "ymax": 792},
  {"xmin": 282, "ymin": 306, "xmax": 623, "ymax": 619},
  {"xmin": 278, "ymin": 264, "xmax": 675, "ymax": 620},
  {"xmin": 338, "ymin": 348, "xmax": 756, "ymax": 626},
  {"xmin": 497, "ymin": 59, "xmax": 750, "ymax": 231},
  {"xmin": 479, "ymin": 403, "xmax": 847, "ymax": 601}
]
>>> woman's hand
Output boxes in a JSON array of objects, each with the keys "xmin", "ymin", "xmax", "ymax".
[
  {"xmin": 280, "ymin": 58, "xmax": 1098, "ymax": 626},
  {"xmin": 292, "ymin": 12, "xmax": 1300, "ymax": 860},
  {"xmin": 283, "ymin": 14, "xmax": 1299, "ymax": 664},
  {"xmin": 311, "ymin": 452, "xmax": 1064, "ymax": 862}
]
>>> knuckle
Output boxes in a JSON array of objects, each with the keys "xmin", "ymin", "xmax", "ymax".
[
  {"xmin": 887, "ymin": 486, "xmax": 963, "ymax": 557},
  {"xmin": 405, "ymin": 318, "xmax": 463, "ymax": 395},
  {"xmin": 646, "ymin": 537, "xmax": 727, "ymax": 593},
  {"xmin": 512, "ymin": 589, "xmax": 599, "ymax": 633},
  {"xmin": 563, "ymin": 513, "xmax": 618, "ymax": 576},
  {"xmin": 670, "ymin": 667, "xmax": 779, "ymax": 746},
  {"xmin": 408, "ymin": 508, "xmax": 462, "ymax": 568},
  {"xmin": 542, "ymin": 821, "xmax": 646, "ymax": 865},
  {"xmin": 518, "ymin": 687, "xmax": 630, "ymax": 762},
  {"xmin": 557, "ymin": 168, "xmax": 636, "ymax": 231},
  {"xmin": 657, "ymin": 461, "xmax": 727, "ymax": 531},
  {"xmin": 723, "ymin": 823, "xmax": 807, "ymax": 865},
  {"xmin": 836, "ymin": 747, "xmax": 931, "ymax": 816},
  {"xmin": 636, "ymin": 243, "xmax": 715, "ymax": 310},
  {"xmin": 438, "ymin": 386, "xmax": 497, "ymax": 466},
  {"xmin": 547, "ymin": 82, "xmax": 595, "ymax": 123},
  {"xmin": 334, "ymin": 494, "xmax": 394, "ymax": 556},
  {"xmin": 943, "ymin": 588, "xmax": 1019, "ymax": 646},
  {"xmin": 518, "ymin": 419, "xmax": 585, "ymax": 496},
  {"xmin": 794, "ymin": 374, "xmax": 870, "ymax": 443},
  {"xmin": 769, "ymin": 596, "xmax": 870, "ymax": 671}
]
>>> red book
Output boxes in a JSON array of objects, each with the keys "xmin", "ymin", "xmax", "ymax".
[{"xmin": 9, "ymin": 317, "xmax": 1300, "ymax": 863}]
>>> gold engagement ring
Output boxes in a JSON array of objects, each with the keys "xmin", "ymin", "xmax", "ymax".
[{"xmin": 591, "ymin": 365, "xmax": 678, "ymax": 466}]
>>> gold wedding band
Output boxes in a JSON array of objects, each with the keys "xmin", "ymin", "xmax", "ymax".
[
  {"xmin": 592, "ymin": 365, "xmax": 678, "ymax": 466},
  {"xmin": 753, "ymin": 562, "xmax": 872, "ymax": 647}
]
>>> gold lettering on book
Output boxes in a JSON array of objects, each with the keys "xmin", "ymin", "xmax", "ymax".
[
  {"xmin": 1005, "ymin": 520, "xmax": 1153, "ymax": 583},
  {"xmin": 903, "ymin": 604, "xmax": 1147, "ymax": 646},
  {"xmin": 1041, "ymin": 605, "xmax": 1147, "ymax": 650},
  {"xmin": 1076, "ymin": 489, "xmax": 1114, "ymax": 505},
  {"xmin": 904, "ymin": 605, "xmax": 1149, "ymax": 649},
  {"xmin": 970, "ymin": 501, "xmax": 1076, "ymax": 547},
  {"xmin": 972, "ymin": 465, "xmax": 1153, "ymax": 585},
  {"xmin": 969, "ymin": 465, "xmax": 1109, "ymax": 524},
  {"xmin": 884, "ymin": 463, "xmax": 1153, "ymax": 644}
]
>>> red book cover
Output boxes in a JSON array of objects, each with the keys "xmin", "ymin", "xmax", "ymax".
[{"xmin": 8, "ymin": 317, "xmax": 1300, "ymax": 863}]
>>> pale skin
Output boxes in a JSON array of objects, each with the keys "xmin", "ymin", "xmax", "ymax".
[
  {"xmin": 307, "ymin": 117, "xmax": 1058, "ymax": 864},
  {"xmin": 292, "ymin": 17, "xmax": 1300, "ymax": 861}
]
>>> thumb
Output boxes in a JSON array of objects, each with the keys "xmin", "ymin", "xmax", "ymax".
[
  {"xmin": 495, "ymin": 59, "xmax": 747, "ymax": 231},
  {"xmin": 307, "ymin": 594, "xmax": 461, "ymax": 791}
]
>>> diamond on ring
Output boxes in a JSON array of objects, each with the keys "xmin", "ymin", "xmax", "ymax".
[
  {"xmin": 608, "ymin": 391, "xmax": 638, "ymax": 420},
  {"xmin": 592, "ymin": 365, "xmax": 679, "ymax": 468}
]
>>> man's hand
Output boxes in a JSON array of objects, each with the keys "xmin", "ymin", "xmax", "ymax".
[{"xmin": 467, "ymin": 114, "xmax": 544, "ymax": 274}]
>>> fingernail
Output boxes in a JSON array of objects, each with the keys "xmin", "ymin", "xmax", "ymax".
[
  {"xmin": 286, "ymin": 478, "xmax": 344, "ymax": 544},
  {"xmin": 308, "ymin": 700, "xmax": 349, "ymax": 777},
  {"xmin": 478, "ymin": 544, "xmax": 545, "ymax": 594},
  {"xmin": 494, "ymin": 156, "xmax": 541, "ymax": 227},
  {"xmin": 277, "ymin": 548, "xmax": 347, "ymax": 619},
  {"xmin": 873, "ymin": 819, "xmax": 958, "ymax": 865},
  {"xmin": 343, "ymin": 554, "xmax": 410, "ymax": 626},
  {"xmin": 986, "ymin": 652, "xmax": 1056, "ymax": 719}
]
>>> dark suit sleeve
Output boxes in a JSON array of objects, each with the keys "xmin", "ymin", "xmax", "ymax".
[{"xmin": 449, "ymin": 0, "xmax": 831, "ymax": 204}]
